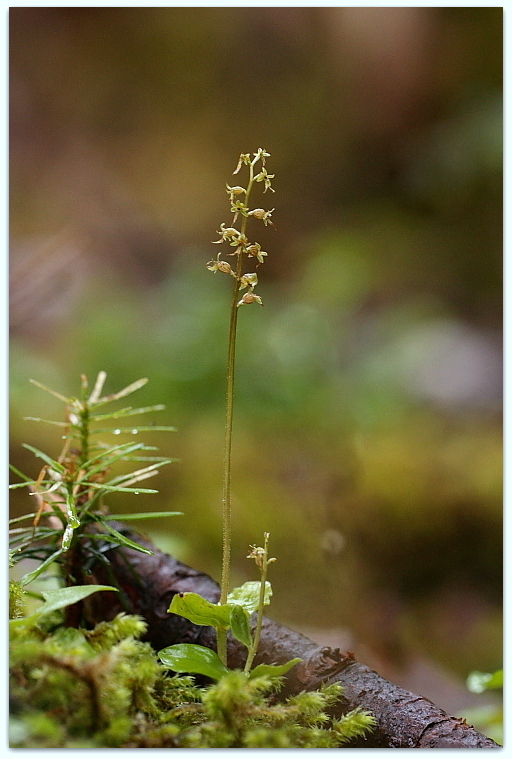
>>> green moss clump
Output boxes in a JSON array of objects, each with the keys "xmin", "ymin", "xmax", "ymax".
[
  {"xmin": 178, "ymin": 672, "xmax": 375, "ymax": 748},
  {"xmin": 9, "ymin": 579, "xmax": 25, "ymax": 620},
  {"xmin": 10, "ymin": 613, "xmax": 176, "ymax": 748},
  {"xmin": 10, "ymin": 611, "xmax": 375, "ymax": 748},
  {"xmin": 9, "ymin": 553, "xmax": 25, "ymax": 620}
]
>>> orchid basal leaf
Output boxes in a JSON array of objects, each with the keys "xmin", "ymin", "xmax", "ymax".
[
  {"xmin": 227, "ymin": 581, "xmax": 272, "ymax": 614},
  {"xmin": 168, "ymin": 592, "xmax": 232, "ymax": 630},
  {"xmin": 158, "ymin": 643, "xmax": 229, "ymax": 681}
]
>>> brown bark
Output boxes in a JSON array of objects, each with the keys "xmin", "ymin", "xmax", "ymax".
[{"xmin": 76, "ymin": 522, "xmax": 499, "ymax": 749}]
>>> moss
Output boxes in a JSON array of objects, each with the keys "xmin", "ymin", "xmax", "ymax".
[
  {"xmin": 10, "ymin": 611, "xmax": 375, "ymax": 748},
  {"xmin": 9, "ymin": 364, "xmax": 376, "ymax": 746},
  {"xmin": 9, "ymin": 580, "xmax": 26, "ymax": 620}
]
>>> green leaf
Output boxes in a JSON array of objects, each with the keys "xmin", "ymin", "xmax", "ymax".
[
  {"xmin": 249, "ymin": 658, "xmax": 302, "ymax": 679},
  {"xmin": 90, "ymin": 404, "xmax": 166, "ymax": 421},
  {"xmin": 38, "ymin": 585, "xmax": 118, "ymax": 615},
  {"xmin": 106, "ymin": 460, "xmax": 171, "ymax": 487},
  {"xmin": 23, "ymin": 417, "xmax": 68, "ymax": 427},
  {"xmin": 88, "ymin": 370, "xmax": 107, "ymax": 403},
  {"xmin": 168, "ymin": 592, "xmax": 232, "ymax": 630},
  {"xmin": 9, "ymin": 512, "xmax": 39, "ymax": 524},
  {"xmin": 85, "ymin": 483, "xmax": 159, "ymax": 494},
  {"xmin": 111, "ymin": 511, "xmax": 183, "ymax": 520},
  {"xmin": 22, "ymin": 444, "xmax": 65, "ymax": 474},
  {"xmin": 9, "ymin": 464, "xmax": 35, "ymax": 483},
  {"xmin": 89, "ymin": 425, "xmax": 177, "ymax": 436},
  {"xmin": 158, "ymin": 643, "xmax": 229, "ymax": 681},
  {"xmin": 85, "ymin": 532, "xmax": 150, "ymax": 551},
  {"xmin": 95, "ymin": 377, "xmax": 149, "ymax": 403},
  {"xmin": 78, "ymin": 442, "xmax": 146, "ymax": 478},
  {"xmin": 9, "ymin": 529, "xmax": 63, "ymax": 552},
  {"xmin": 29, "ymin": 378, "xmax": 70, "ymax": 403},
  {"xmin": 20, "ymin": 548, "xmax": 64, "ymax": 586},
  {"xmin": 227, "ymin": 581, "xmax": 272, "ymax": 614},
  {"xmin": 123, "ymin": 457, "xmax": 177, "ymax": 464},
  {"xmin": 230, "ymin": 604, "xmax": 252, "ymax": 649},
  {"xmin": 10, "ymin": 584, "xmax": 117, "ymax": 627},
  {"xmin": 8, "ymin": 481, "xmax": 37, "ymax": 490},
  {"xmin": 91, "ymin": 426, "xmax": 176, "ymax": 434},
  {"xmin": 98, "ymin": 521, "xmax": 154, "ymax": 554}
]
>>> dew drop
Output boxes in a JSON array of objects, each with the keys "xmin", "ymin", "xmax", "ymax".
[
  {"xmin": 113, "ymin": 429, "xmax": 121, "ymax": 435},
  {"xmin": 134, "ymin": 491, "xmax": 140, "ymax": 495},
  {"xmin": 131, "ymin": 429, "xmax": 138, "ymax": 435}
]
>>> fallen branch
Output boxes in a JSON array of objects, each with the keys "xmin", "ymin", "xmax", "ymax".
[{"xmin": 75, "ymin": 523, "xmax": 499, "ymax": 748}]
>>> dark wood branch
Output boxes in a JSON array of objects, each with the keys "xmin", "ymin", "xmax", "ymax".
[{"xmin": 75, "ymin": 523, "xmax": 499, "ymax": 748}]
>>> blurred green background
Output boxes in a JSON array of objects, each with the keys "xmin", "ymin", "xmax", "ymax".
[{"xmin": 10, "ymin": 7, "xmax": 502, "ymax": 715}]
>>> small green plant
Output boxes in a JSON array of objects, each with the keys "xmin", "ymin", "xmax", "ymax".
[
  {"xmin": 208, "ymin": 148, "xmax": 274, "ymax": 608},
  {"xmin": 9, "ymin": 151, "xmax": 376, "ymax": 748},
  {"xmin": 160, "ymin": 533, "xmax": 300, "ymax": 682},
  {"xmin": 9, "ymin": 372, "xmax": 179, "ymax": 592},
  {"xmin": 10, "ymin": 605, "xmax": 374, "ymax": 748},
  {"xmin": 155, "ymin": 149, "xmax": 375, "ymax": 744},
  {"xmin": 158, "ymin": 150, "xmax": 294, "ymax": 677}
]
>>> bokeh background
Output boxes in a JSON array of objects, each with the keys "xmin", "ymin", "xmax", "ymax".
[{"xmin": 10, "ymin": 7, "xmax": 502, "ymax": 717}]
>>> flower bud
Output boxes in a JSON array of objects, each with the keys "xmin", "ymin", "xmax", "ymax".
[
  {"xmin": 226, "ymin": 184, "xmax": 246, "ymax": 195},
  {"xmin": 233, "ymin": 153, "xmax": 251, "ymax": 174}
]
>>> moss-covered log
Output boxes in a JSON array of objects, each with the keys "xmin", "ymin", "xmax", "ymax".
[{"xmin": 74, "ymin": 522, "xmax": 499, "ymax": 749}]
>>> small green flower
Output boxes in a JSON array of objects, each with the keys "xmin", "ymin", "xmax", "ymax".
[
  {"xmin": 239, "ymin": 273, "xmax": 258, "ymax": 291},
  {"xmin": 212, "ymin": 224, "xmax": 248, "ymax": 247},
  {"xmin": 229, "ymin": 200, "xmax": 249, "ymax": 222},
  {"xmin": 246, "ymin": 243, "xmax": 267, "ymax": 264},
  {"xmin": 247, "ymin": 534, "xmax": 276, "ymax": 569},
  {"xmin": 237, "ymin": 292, "xmax": 263, "ymax": 307},
  {"xmin": 248, "ymin": 208, "xmax": 275, "ymax": 226},
  {"xmin": 206, "ymin": 259, "xmax": 234, "ymax": 275},
  {"xmin": 226, "ymin": 184, "xmax": 246, "ymax": 197},
  {"xmin": 253, "ymin": 148, "xmax": 271, "ymax": 166},
  {"xmin": 255, "ymin": 168, "xmax": 275, "ymax": 193}
]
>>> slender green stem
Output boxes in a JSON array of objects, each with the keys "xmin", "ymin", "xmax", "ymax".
[
  {"xmin": 219, "ymin": 260, "xmax": 242, "ymax": 607},
  {"xmin": 217, "ymin": 159, "xmax": 257, "ymax": 665},
  {"xmin": 216, "ymin": 276, "xmax": 239, "ymax": 666}
]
